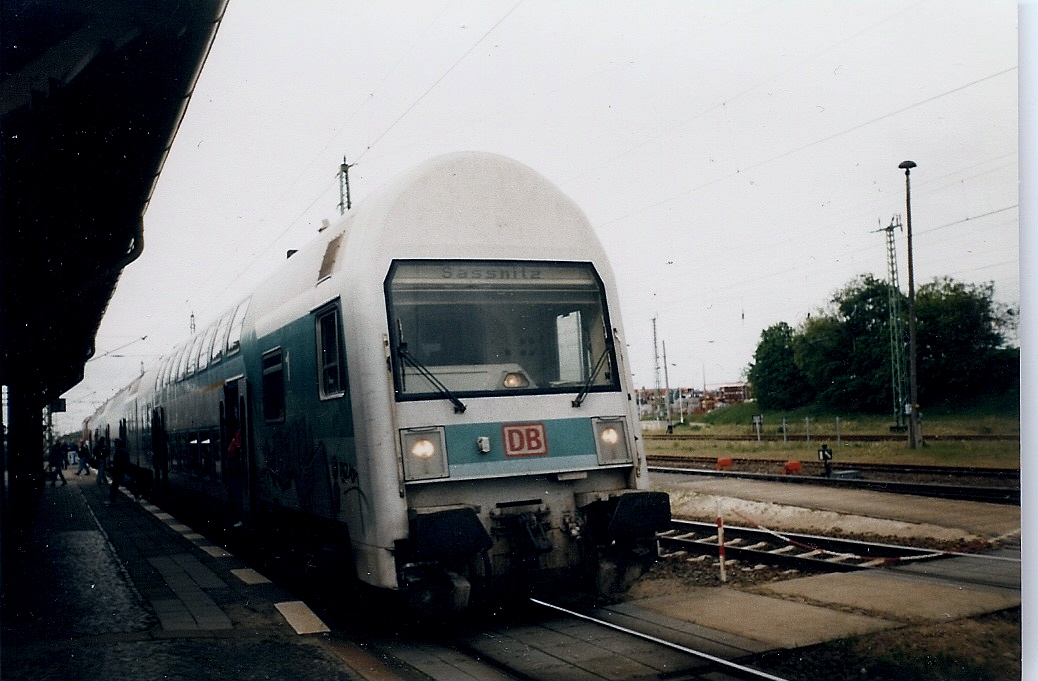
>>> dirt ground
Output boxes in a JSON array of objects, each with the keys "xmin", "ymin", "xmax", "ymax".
[{"xmin": 628, "ymin": 492, "xmax": 1022, "ymax": 680}]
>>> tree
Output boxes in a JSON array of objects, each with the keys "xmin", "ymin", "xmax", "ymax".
[
  {"xmin": 833, "ymin": 275, "xmax": 898, "ymax": 412},
  {"xmin": 747, "ymin": 322, "xmax": 810, "ymax": 409},
  {"xmin": 745, "ymin": 273, "xmax": 1017, "ymax": 413},
  {"xmin": 791, "ymin": 275, "xmax": 896, "ymax": 412},
  {"xmin": 915, "ymin": 278, "xmax": 1018, "ymax": 407}
]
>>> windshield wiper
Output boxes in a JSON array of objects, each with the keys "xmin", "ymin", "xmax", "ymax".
[
  {"xmin": 397, "ymin": 342, "xmax": 467, "ymax": 413},
  {"xmin": 572, "ymin": 341, "xmax": 613, "ymax": 408}
]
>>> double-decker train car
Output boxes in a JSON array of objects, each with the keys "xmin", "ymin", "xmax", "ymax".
[{"xmin": 87, "ymin": 152, "xmax": 670, "ymax": 610}]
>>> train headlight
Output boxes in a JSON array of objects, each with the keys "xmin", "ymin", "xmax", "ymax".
[
  {"xmin": 400, "ymin": 427, "xmax": 449, "ymax": 481},
  {"xmin": 502, "ymin": 371, "xmax": 530, "ymax": 389},
  {"xmin": 411, "ymin": 439, "xmax": 437, "ymax": 459},
  {"xmin": 592, "ymin": 417, "xmax": 631, "ymax": 465}
]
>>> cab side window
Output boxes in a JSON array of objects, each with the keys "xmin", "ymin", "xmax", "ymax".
[
  {"xmin": 315, "ymin": 306, "xmax": 346, "ymax": 399},
  {"xmin": 262, "ymin": 348, "xmax": 286, "ymax": 422}
]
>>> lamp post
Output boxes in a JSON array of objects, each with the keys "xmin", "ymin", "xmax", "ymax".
[
  {"xmin": 662, "ymin": 341, "xmax": 672, "ymax": 432},
  {"xmin": 899, "ymin": 160, "xmax": 923, "ymax": 449}
]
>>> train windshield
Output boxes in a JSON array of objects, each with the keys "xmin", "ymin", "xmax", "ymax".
[{"xmin": 386, "ymin": 260, "xmax": 620, "ymax": 401}]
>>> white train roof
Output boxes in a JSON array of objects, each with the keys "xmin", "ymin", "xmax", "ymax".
[
  {"xmin": 251, "ymin": 152, "xmax": 620, "ymax": 339},
  {"xmin": 341, "ymin": 151, "xmax": 609, "ymax": 267}
]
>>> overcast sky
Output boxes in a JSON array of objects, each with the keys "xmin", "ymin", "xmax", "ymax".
[{"xmin": 54, "ymin": 0, "xmax": 1021, "ymax": 433}]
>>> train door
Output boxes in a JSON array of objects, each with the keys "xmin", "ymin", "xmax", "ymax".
[
  {"xmin": 222, "ymin": 379, "xmax": 251, "ymax": 525},
  {"xmin": 151, "ymin": 408, "xmax": 168, "ymax": 496}
]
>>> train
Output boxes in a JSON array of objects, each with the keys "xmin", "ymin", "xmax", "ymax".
[{"xmin": 85, "ymin": 151, "xmax": 670, "ymax": 611}]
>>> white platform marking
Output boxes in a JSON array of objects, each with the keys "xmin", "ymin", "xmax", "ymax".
[
  {"xmin": 231, "ymin": 568, "xmax": 272, "ymax": 585},
  {"xmin": 275, "ymin": 601, "xmax": 330, "ymax": 634}
]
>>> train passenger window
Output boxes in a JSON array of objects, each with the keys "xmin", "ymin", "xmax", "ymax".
[
  {"xmin": 186, "ymin": 333, "xmax": 203, "ymax": 376},
  {"xmin": 211, "ymin": 312, "xmax": 232, "ymax": 365},
  {"xmin": 198, "ymin": 323, "xmax": 218, "ymax": 373},
  {"xmin": 262, "ymin": 348, "xmax": 286, "ymax": 422},
  {"xmin": 166, "ymin": 352, "xmax": 178, "ymax": 385},
  {"xmin": 315, "ymin": 306, "xmax": 347, "ymax": 398},
  {"xmin": 155, "ymin": 356, "xmax": 170, "ymax": 391},
  {"xmin": 175, "ymin": 344, "xmax": 190, "ymax": 381},
  {"xmin": 164, "ymin": 355, "xmax": 175, "ymax": 387},
  {"xmin": 227, "ymin": 299, "xmax": 250, "ymax": 356}
]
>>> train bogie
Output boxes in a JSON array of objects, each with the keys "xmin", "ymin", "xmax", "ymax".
[{"xmin": 88, "ymin": 152, "xmax": 670, "ymax": 612}]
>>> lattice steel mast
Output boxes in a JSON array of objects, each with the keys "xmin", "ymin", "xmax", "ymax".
[
  {"xmin": 652, "ymin": 317, "xmax": 664, "ymax": 421},
  {"xmin": 881, "ymin": 216, "xmax": 909, "ymax": 429}
]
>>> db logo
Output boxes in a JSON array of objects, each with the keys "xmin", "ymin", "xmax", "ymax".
[{"xmin": 502, "ymin": 423, "xmax": 548, "ymax": 457}]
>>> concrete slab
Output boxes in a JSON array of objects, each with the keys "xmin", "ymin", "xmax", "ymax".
[
  {"xmin": 636, "ymin": 588, "xmax": 895, "ymax": 649},
  {"xmin": 231, "ymin": 567, "xmax": 273, "ymax": 585},
  {"xmin": 275, "ymin": 600, "xmax": 330, "ymax": 634},
  {"xmin": 755, "ymin": 571, "xmax": 1020, "ymax": 622},
  {"xmin": 896, "ymin": 551, "xmax": 1021, "ymax": 590},
  {"xmin": 171, "ymin": 552, "xmax": 227, "ymax": 589},
  {"xmin": 151, "ymin": 598, "xmax": 199, "ymax": 631},
  {"xmin": 600, "ymin": 601, "xmax": 771, "ymax": 657},
  {"xmin": 380, "ymin": 641, "xmax": 513, "ymax": 681},
  {"xmin": 655, "ymin": 476, "xmax": 1021, "ymax": 540},
  {"xmin": 200, "ymin": 544, "xmax": 232, "ymax": 558}
]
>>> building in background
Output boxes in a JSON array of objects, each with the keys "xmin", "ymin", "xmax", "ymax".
[{"xmin": 636, "ymin": 383, "xmax": 751, "ymax": 421}]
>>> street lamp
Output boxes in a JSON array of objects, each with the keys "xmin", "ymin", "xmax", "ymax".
[{"xmin": 899, "ymin": 160, "xmax": 923, "ymax": 449}]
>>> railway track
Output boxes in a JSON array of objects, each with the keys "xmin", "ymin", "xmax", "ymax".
[
  {"xmin": 657, "ymin": 519, "xmax": 949, "ymax": 573},
  {"xmin": 645, "ymin": 432, "xmax": 1018, "ymax": 443},
  {"xmin": 525, "ymin": 598, "xmax": 790, "ymax": 681},
  {"xmin": 648, "ymin": 461, "xmax": 1020, "ymax": 505},
  {"xmin": 347, "ymin": 593, "xmax": 797, "ymax": 681},
  {"xmin": 159, "ymin": 491, "xmax": 784, "ymax": 680},
  {"xmin": 647, "ymin": 455, "xmax": 1018, "ymax": 481},
  {"xmin": 157, "ymin": 482, "xmax": 1012, "ymax": 681}
]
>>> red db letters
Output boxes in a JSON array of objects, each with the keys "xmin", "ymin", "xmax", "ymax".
[{"xmin": 502, "ymin": 423, "xmax": 548, "ymax": 457}]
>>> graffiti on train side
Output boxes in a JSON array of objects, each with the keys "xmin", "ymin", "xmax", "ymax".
[
  {"xmin": 261, "ymin": 418, "xmax": 357, "ymax": 516},
  {"xmin": 330, "ymin": 457, "xmax": 359, "ymax": 488}
]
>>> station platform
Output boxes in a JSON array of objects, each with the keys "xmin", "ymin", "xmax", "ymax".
[
  {"xmin": 0, "ymin": 472, "xmax": 393, "ymax": 681},
  {"xmin": 0, "ymin": 470, "xmax": 1022, "ymax": 680},
  {"xmin": 618, "ymin": 474, "xmax": 1022, "ymax": 657},
  {"xmin": 598, "ymin": 557, "xmax": 1021, "ymax": 659}
]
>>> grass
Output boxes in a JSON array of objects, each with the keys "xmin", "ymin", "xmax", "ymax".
[
  {"xmin": 644, "ymin": 437, "xmax": 1020, "ymax": 469},
  {"xmin": 644, "ymin": 398, "xmax": 1021, "ymax": 469}
]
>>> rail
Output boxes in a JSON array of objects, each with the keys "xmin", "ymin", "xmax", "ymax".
[
  {"xmin": 648, "ymin": 464, "xmax": 1020, "ymax": 505},
  {"xmin": 530, "ymin": 598, "xmax": 791, "ymax": 681},
  {"xmin": 647, "ymin": 455, "xmax": 1018, "ymax": 480},
  {"xmin": 657, "ymin": 519, "xmax": 951, "ymax": 573},
  {"xmin": 645, "ymin": 432, "xmax": 1018, "ymax": 442}
]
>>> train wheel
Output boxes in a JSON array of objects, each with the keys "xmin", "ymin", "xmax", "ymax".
[{"xmin": 593, "ymin": 539, "xmax": 656, "ymax": 596}]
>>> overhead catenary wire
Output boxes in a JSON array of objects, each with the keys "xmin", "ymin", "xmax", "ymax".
[
  {"xmin": 210, "ymin": 1, "xmax": 525, "ymax": 310},
  {"xmin": 355, "ymin": 0, "xmax": 525, "ymax": 164},
  {"xmin": 214, "ymin": 5, "xmax": 1013, "ymax": 321},
  {"xmin": 60, "ymin": 4, "xmax": 1017, "ymax": 432},
  {"xmin": 597, "ymin": 66, "xmax": 1017, "ymax": 231}
]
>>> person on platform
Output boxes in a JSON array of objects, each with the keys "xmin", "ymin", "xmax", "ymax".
[
  {"xmin": 48, "ymin": 442, "xmax": 67, "ymax": 487},
  {"xmin": 95, "ymin": 437, "xmax": 110, "ymax": 485},
  {"xmin": 107, "ymin": 437, "xmax": 140, "ymax": 505},
  {"xmin": 75, "ymin": 442, "xmax": 92, "ymax": 476}
]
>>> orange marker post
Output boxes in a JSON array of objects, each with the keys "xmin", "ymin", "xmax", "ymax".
[{"xmin": 717, "ymin": 513, "xmax": 727, "ymax": 584}]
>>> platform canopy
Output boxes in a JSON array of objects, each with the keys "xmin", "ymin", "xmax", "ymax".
[{"xmin": 1, "ymin": 0, "xmax": 228, "ymax": 407}]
